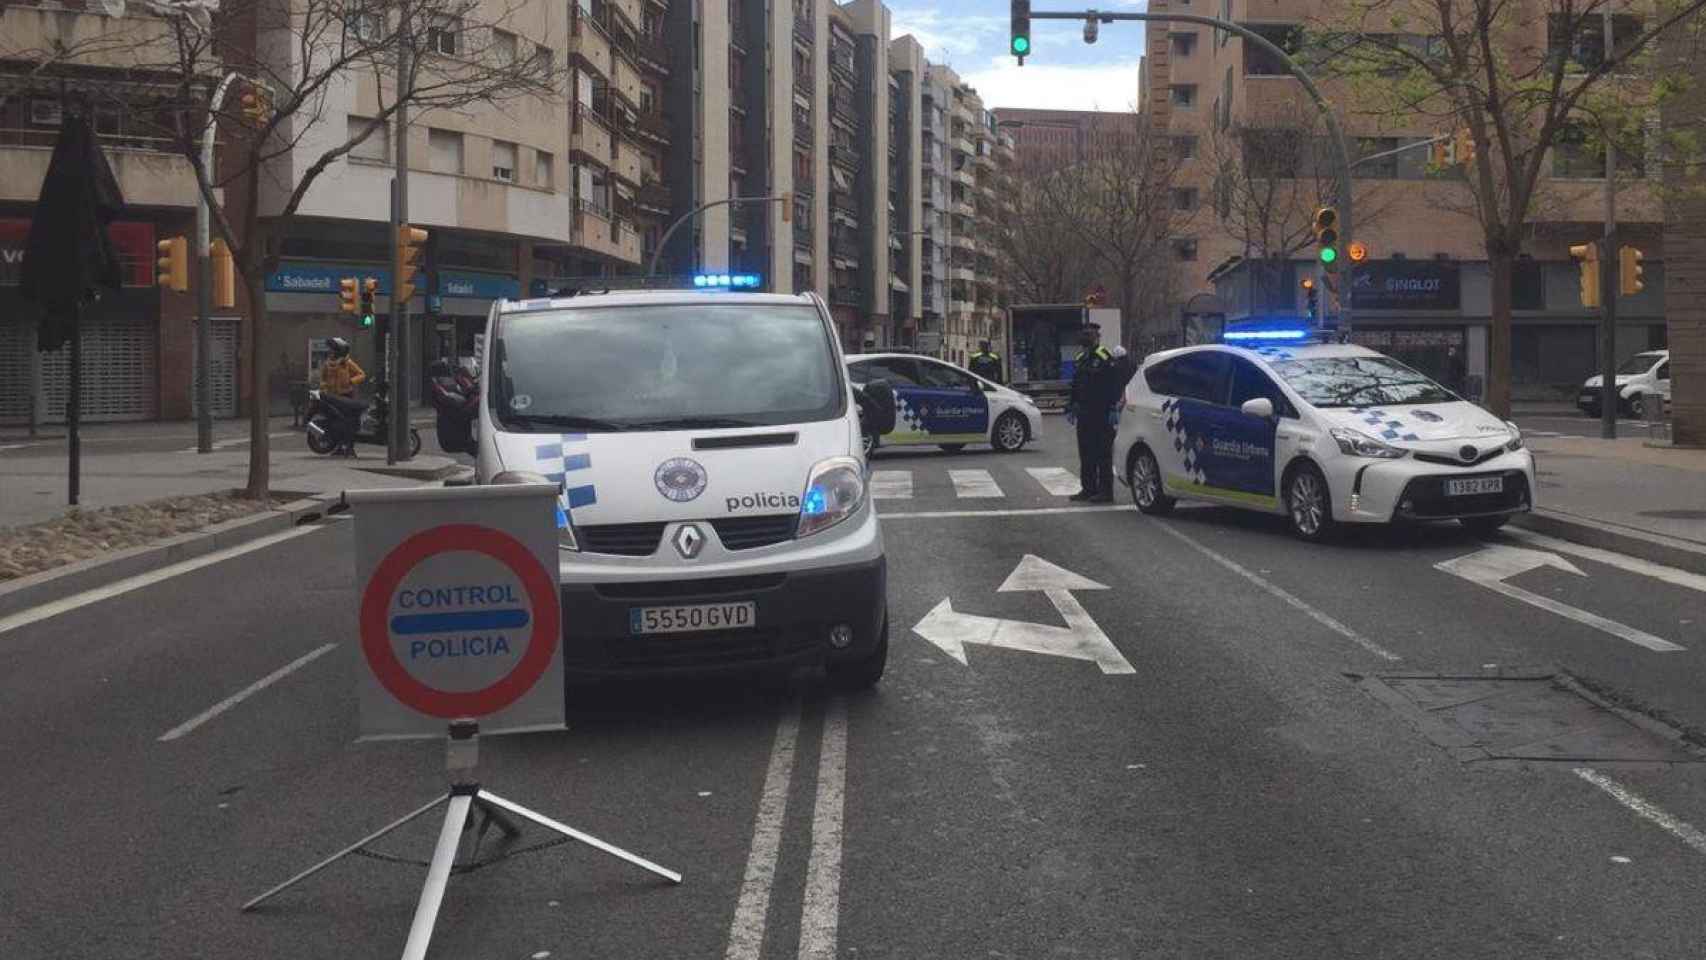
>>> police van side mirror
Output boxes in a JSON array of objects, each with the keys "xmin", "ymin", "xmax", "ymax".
[
  {"xmin": 861, "ymin": 380, "xmax": 897, "ymax": 436},
  {"xmin": 1240, "ymin": 397, "xmax": 1275, "ymax": 420}
]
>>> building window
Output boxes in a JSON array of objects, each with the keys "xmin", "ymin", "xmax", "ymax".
[
  {"xmin": 1174, "ymin": 238, "xmax": 1198, "ymax": 262},
  {"xmin": 428, "ymin": 17, "xmax": 461, "ymax": 56},
  {"xmin": 348, "ymin": 116, "xmax": 388, "ymax": 162},
  {"xmin": 1551, "ymin": 122, "xmax": 1645, "ymax": 178},
  {"xmin": 428, "ymin": 128, "xmax": 464, "ymax": 174},
  {"xmin": 1170, "ymin": 84, "xmax": 1197, "ymax": 109},
  {"xmin": 1170, "ymin": 33, "xmax": 1197, "ymax": 57},
  {"xmin": 1356, "ymin": 137, "xmax": 1400, "ymax": 178},
  {"xmin": 492, "ymin": 140, "xmax": 517, "ymax": 181},
  {"xmin": 1173, "ymin": 187, "xmax": 1199, "ymax": 212},
  {"xmin": 1244, "ymin": 24, "xmax": 1303, "ymax": 76},
  {"xmin": 349, "ymin": 11, "xmax": 382, "ymax": 42},
  {"xmin": 492, "ymin": 29, "xmax": 518, "ymax": 64},
  {"xmin": 1171, "ymin": 134, "xmax": 1198, "ymax": 161},
  {"xmin": 536, "ymin": 150, "xmax": 554, "ymax": 188},
  {"xmin": 533, "ymin": 44, "xmax": 553, "ymax": 71},
  {"xmin": 1547, "ymin": 13, "xmax": 1644, "ymax": 71},
  {"xmin": 29, "ymin": 98, "xmax": 63, "ymax": 127}
]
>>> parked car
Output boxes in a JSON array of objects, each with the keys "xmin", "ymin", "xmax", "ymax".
[
  {"xmin": 1578, "ymin": 350, "xmax": 1670, "ymax": 418},
  {"xmin": 846, "ymin": 353, "xmax": 1043, "ymax": 456}
]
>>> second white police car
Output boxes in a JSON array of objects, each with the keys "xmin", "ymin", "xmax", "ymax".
[
  {"xmin": 1115, "ymin": 328, "xmax": 1536, "ymax": 541},
  {"xmin": 846, "ymin": 352, "xmax": 1042, "ymax": 455}
]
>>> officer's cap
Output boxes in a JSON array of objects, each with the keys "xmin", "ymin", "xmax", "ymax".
[{"xmin": 1082, "ymin": 322, "xmax": 1101, "ymax": 332}]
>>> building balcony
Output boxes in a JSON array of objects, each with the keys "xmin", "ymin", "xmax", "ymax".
[
  {"xmin": 829, "ymin": 285, "xmax": 865, "ymax": 308},
  {"xmin": 794, "ymin": 219, "xmax": 814, "ymax": 247},
  {"xmin": 794, "ymin": 122, "xmax": 814, "ymax": 147},
  {"xmin": 950, "ymin": 265, "xmax": 975, "ymax": 284},
  {"xmin": 612, "ymin": 135, "xmax": 645, "ymax": 186},
  {"xmin": 830, "ymin": 189, "xmax": 857, "ymax": 216},
  {"xmin": 634, "ymin": 110, "xmax": 672, "ymax": 147},
  {"xmin": 831, "ymin": 95, "xmax": 858, "ymax": 127},
  {"xmin": 952, "ymin": 233, "xmax": 975, "ymax": 251},
  {"xmin": 830, "ymin": 144, "xmax": 860, "ymax": 170},
  {"xmin": 831, "ymin": 52, "xmax": 856, "ymax": 80},
  {"xmin": 636, "ymin": 178, "xmax": 672, "ymax": 217},
  {"xmin": 0, "ymin": 136, "xmax": 203, "ymax": 209},
  {"xmin": 571, "ymin": 105, "xmax": 614, "ymax": 162},
  {"xmin": 974, "ymin": 150, "xmax": 995, "ymax": 169},
  {"xmin": 570, "ymin": 11, "xmax": 616, "ymax": 76},
  {"xmin": 574, "ymin": 202, "xmax": 642, "ymax": 265},
  {"xmin": 794, "ymin": 10, "xmax": 815, "ymax": 42},
  {"xmin": 636, "ymin": 32, "xmax": 670, "ymax": 76}
]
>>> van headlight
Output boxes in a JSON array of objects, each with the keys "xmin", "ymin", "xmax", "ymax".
[
  {"xmin": 493, "ymin": 470, "xmax": 578, "ymax": 552},
  {"xmin": 799, "ymin": 456, "xmax": 867, "ymax": 538},
  {"xmin": 1329, "ymin": 427, "xmax": 1408, "ymax": 460},
  {"xmin": 1504, "ymin": 421, "xmax": 1523, "ymax": 452}
]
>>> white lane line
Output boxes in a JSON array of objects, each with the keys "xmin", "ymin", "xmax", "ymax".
[
  {"xmin": 1156, "ymin": 521, "xmax": 1401, "ymax": 661},
  {"xmin": 722, "ymin": 698, "xmax": 804, "ymax": 960},
  {"xmin": 176, "ymin": 430, "xmax": 297, "ymax": 453},
  {"xmin": 869, "ymin": 470, "xmax": 913, "ymax": 500},
  {"xmin": 158, "ymin": 643, "xmax": 338, "ymax": 741},
  {"xmin": 0, "ymin": 524, "xmax": 326, "ymax": 637},
  {"xmin": 0, "ymin": 443, "xmax": 36, "ymax": 452},
  {"xmin": 880, "ymin": 505, "xmax": 1136, "ymax": 520},
  {"xmin": 1026, "ymin": 467, "xmax": 1081, "ymax": 496},
  {"xmin": 949, "ymin": 469, "xmax": 1003, "ymax": 499},
  {"xmin": 1575, "ymin": 768, "xmax": 1706, "ymax": 857},
  {"xmin": 1505, "ymin": 529, "xmax": 1706, "ymax": 595},
  {"xmin": 797, "ymin": 697, "xmax": 849, "ymax": 960}
]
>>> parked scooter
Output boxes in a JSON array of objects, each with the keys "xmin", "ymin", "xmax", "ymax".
[
  {"xmin": 429, "ymin": 360, "xmax": 480, "ymax": 455},
  {"xmin": 305, "ymin": 380, "xmax": 422, "ymax": 457}
]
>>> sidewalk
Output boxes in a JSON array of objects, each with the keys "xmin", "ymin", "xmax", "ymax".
[
  {"xmin": 1519, "ymin": 432, "xmax": 1706, "ymax": 572},
  {"xmin": 1, "ymin": 413, "xmax": 458, "ymax": 529}
]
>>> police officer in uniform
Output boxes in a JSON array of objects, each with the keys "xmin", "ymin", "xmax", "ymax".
[
  {"xmin": 1068, "ymin": 323, "xmax": 1131, "ymax": 502},
  {"xmin": 969, "ymin": 339, "xmax": 1003, "ymax": 385}
]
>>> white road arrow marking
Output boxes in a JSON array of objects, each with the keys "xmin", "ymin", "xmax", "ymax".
[
  {"xmin": 911, "ymin": 555, "xmax": 1135, "ymax": 674},
  {"xmin": 1435, "ymin": 545, "xmax": 1684, "ymax": 653}
]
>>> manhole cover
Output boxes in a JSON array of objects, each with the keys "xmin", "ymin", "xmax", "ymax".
[
  {"xmin": 1353, "ymin": 670, "xmax": 1701, "ymax": 764},
  {"xmin": 1638, "ymin": 509, "xmax": 1706, "ymax": 520}
]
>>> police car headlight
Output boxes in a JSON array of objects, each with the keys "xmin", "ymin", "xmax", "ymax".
[
  {"xmin": 1504, "ymin": 421, "xmax": 1523, "ymax": 452},
  {"xmin": 799, "ymin": 456, "xmax": 866, "ymax": 538},
  {"xmin": 493, "ymin": 470, "xmax": 579, "ymax": 551},
  {"xmin": 1329, "ymin": 427, "xmax": 1408, "ymax": 460}
]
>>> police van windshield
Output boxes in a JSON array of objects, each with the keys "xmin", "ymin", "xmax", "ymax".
[
  {"xmin": 491, "ymin": 303, "xmax": 844, "ymax": 431},
  {"xmin": 1618, "ymin": 352, "xmax": 1665, "ymax": 375},
  {"xmin": 1269, "ymin": 355, "xmax": 1458, "ymax": 409}
]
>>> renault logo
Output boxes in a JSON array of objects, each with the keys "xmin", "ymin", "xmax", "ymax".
[{"xmin": 673, "ymin": 524, "xmax": 705, "ymax": 560}]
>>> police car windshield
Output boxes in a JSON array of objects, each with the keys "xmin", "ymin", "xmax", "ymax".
[
  {"xmin": 491, "ymin": 303, "xmax": 843, "ymax": 431},
  {"xmin": 1269, "ymin": 355, "xmax": 1457, "ymax": 409}
]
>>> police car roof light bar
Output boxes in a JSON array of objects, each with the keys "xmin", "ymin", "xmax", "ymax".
[{"xmin": 1224, "ymin": 328, "xmax": 1311, "ymax": 342}]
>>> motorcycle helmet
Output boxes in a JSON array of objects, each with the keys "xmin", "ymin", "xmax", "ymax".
[{"xmin": 328, "ymin": 337, "xmax": 351, "ymax": 358}]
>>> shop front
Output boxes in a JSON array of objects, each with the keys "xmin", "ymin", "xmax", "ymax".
[{"xmin": 1343, "ymin": 259, "xmax": 1476, "ymax": 397}]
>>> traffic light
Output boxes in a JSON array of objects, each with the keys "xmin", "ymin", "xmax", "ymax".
[
  {"xmin": 1347, "ymin": 240, "xmax": 1368, "ymax": 263},
  {"xmin": 1570, "ymin": 242, "xmax": 1601, "ymax": 308},
  {"xmin": 240, "ymin": 86, "xmax": 271, "ymax": 126},
  {"xmin": 1313, "ymin": 207, "xmax": 1339, "ymax": 270},
  {"xmin": 781, "ymin": 191, "xmax": 793, "ymax": 224},
  {"xmin": 339, "ymin": 277, "xmax": 359, "ymax": 314},
  {"xmin": 361, "ymin": 277, "xmax": 378, "ymax": 327},
  {"xmin": 1453, "ymin": 128, "xmax": 1475, "ymax": 165},
  {"xmin": 396, "ymin": 224, "xmax": 428, "ymax": 302},
  {"xmin": 1619, "ymin": 245, "xmax": 1644, "ymax": 296},
  {"xmin": 210, "ymin": 238, "xmax": 236, "ymax": 308},
  {"xmin": 156, "ymin": 236, "xmax": 188, "ymax": 292},
  {"xmin": 1301, "ymin": 276, "xmax": 1318, "ymax": 319},
  {"xmin": 1010, "ymin": 0, "xmax": 1031, "ymax": 60}
]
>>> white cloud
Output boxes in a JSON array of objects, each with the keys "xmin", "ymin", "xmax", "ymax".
[
  {"xmin": 961, "ymin": 57, "xmax": 1143, "ymax": 112},
  {"xmin": 889, "ymin": 7, "xmax": 1006, "ymax": 60}
]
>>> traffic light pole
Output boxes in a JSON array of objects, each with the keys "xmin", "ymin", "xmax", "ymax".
[
  {"xmin": 1027, "ymin": 9, "xmax": 1357, "ymax": 329},
  {"xmin": 195, "ymin": 72, "xmax": 242, "ymax": 454},
  {"xmin": 647, "ymin": 195, "xmax": 792, "ymax": 279},
  {"xmin": 1600, "ymin": 3, "xmax": 1620, "ymax": 442},
  {"xmin": 389, "ymin": 17, "xmax": 413, "ymax": 464}
]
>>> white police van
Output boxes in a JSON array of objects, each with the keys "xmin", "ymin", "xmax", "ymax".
[
  {"xmin": 1115, "ymin": 322, "xmax": 1537, "ymax": 541},
  {"xmin": 460, "ymin": 279, "xmax": 890, "ymax": 686}
]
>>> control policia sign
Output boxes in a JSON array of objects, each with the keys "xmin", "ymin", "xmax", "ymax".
[{"xmin": 348, "ymin": 484, "xmax": 564, "ymax": 740}]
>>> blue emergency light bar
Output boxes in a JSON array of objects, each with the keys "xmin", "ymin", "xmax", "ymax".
[
  {"xmin": 1224, "ymin": 328, "xmax": 1310, "ymax": 342},
  {"xmin": 693, "ymin": 273, "xmax": 763, "ymax": 289},
  {"xmin": 1221, "ymin": 318, "xmax": 1317, "ymax": 343}
]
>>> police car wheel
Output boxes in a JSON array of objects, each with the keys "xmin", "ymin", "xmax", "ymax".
[
  {"xmin": 1285, "ymin": 464, "xmax": 1336, "ymax": 542},
  {"xmin": 992, "ymin": 412, "xmax": 1029, "ymax": 453},
  {"xmin": 1127, "ymin": 447, "xmax": 1174, "ymax": 515},
  {"xmin": 827, "ymin": 617, "xmax": 888, "ymax": 691}
]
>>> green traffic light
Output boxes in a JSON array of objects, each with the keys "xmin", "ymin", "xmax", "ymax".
[
  {"xmin": 1011, "ymin": 35, "xmax": 1031, "ymax": 55},
  {"xmin": 361, "ymin": 314, "xmax": 374, "ymax": 328},
  {"xmin": 1319, "ymin": 246, "xmax": 1338, "ymax": 264}
]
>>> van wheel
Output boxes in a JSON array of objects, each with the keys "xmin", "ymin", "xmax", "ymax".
[
  {"xmin": 992, "ymin": 411, "xmax": 1030, "ymax": 452},
  {"xmin": 1127, "ymin": 446, "xmax": 1174, "ymax": 515},
  {"xmin": 1624, "ymin": 395, "xmax": 1645, "ymax": 418},
  {"xmin": 827, "ymin": 618, "xmax": 888, "ymax": 691},
  {"xmin": 1285, "ymin": 463, "xmax": 1337, "ymax": 542}
]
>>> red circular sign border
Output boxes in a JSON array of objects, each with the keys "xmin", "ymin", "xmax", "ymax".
[{"xmin": 360, "ymin": 523, "xmax": 560, "ymax": 718}]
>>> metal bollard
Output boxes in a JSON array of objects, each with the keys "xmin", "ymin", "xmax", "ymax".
[{"xmin": 1647, "ymin": 390, "xmax": 1669, "ymax": 441}]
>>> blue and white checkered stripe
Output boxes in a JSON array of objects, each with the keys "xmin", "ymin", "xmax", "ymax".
[
  {"xmin": 1349, "ymin": 407, "xmax": 1420, "ymax": 442},
  {"xmin": 535, "ymin": 433, "xmax": 596, "ymax": 526},
  {"xmin": 1159, "ymin": 398, "xmax": 1207, "ymax": 485}
]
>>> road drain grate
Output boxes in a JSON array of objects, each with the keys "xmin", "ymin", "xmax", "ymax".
[{"xmin": 1350, "ymin": 668, "xmax": 1705, "ymax": 764}]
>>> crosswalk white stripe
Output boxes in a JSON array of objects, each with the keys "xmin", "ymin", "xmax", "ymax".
[
  {"xmin": 869, "ymin": 470, "xmax": 913, "ymax": 500},
  {"xmin": 1026, "ymin": 467, "xmax": 1080, "ymax": 496},
  {"xmin": 948, "ymin": 469, "xmax": 1003, "ymax": 498}
]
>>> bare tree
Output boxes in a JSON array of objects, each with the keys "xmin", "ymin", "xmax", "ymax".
[
  {"xmin": 7, "ymin": 0, "xmax": 563, "ymax": 497},
  {"xmin": 1205, "ymin": 106, "xmax": 1398, "ymax": 315},
  {"xmin": 1315, "ymin": 0, "xmax": 1706, "ymax": 416},
  {"xmin": 985, "ymin": 165, "xmax": 1100, "ymax": 306}
]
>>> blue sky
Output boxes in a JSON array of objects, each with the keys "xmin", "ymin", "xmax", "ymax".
[{"xmin": 888, "ymin": 0, "xmax": 1148, "ymax": 111}]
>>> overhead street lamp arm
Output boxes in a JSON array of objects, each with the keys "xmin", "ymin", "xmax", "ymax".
[{"xmin": 648, "ymin": 195, "xmax": 791, "ymax": 277}]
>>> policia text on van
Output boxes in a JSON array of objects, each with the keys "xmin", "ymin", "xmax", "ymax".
[{"xmin": 459, "ymin": 284, "xmax": 892, "ymax": 687}]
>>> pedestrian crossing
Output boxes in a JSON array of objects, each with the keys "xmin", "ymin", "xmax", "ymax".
[{"xmin": 872, "ymin": 465, "xmax": 1088, "ymax": 501}]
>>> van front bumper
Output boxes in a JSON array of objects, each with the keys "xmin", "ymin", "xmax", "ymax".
[{"xmin": 556, "ymin": 556, "xmax": 887, "ymax": 677}]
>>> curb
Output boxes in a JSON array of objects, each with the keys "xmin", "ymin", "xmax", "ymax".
[
  {"xmin": 0, "ymin": 492, "xmax": 342, "ymax": 621},
  {"xmin": 1511, "ymin": 508, "xmax": 1706, "ymax": 578}
]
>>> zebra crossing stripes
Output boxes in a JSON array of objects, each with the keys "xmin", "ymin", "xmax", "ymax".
[
  {"xmin": 870, "ymin": 470, "xmax": 914, "ymax": 500},
  {"xmin": 870, "ymin": 466, "xmax": 1087, "ymax": 500},
  {"xmin": 948, "ymin": 469, "xmax": 1004, "ymax": 498},
  {"xmin": 1026, "ymin": 467, "xmax": 1081, "ymax": 496}
]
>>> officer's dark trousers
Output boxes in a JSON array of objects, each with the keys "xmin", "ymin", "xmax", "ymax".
[{"xmin": 1076, "ymin": 415, "xmax": 1114, "ymax": 495}]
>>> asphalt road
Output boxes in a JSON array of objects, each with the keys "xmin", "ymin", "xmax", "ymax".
[{"xmin": 5, "ymin": 434, "xmax": 1706, "ymax": 958}]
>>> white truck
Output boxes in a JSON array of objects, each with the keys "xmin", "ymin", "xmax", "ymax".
[{"xmin": 1005, "ymin": 304, "xmax": 1123, "ymax": 412}]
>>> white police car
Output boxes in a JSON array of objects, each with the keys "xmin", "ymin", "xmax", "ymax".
[
  {"xmin": 1114, "ymin": 328, "xmax": 1536, "ymax": 541},
  {"xmin": 846, "ymin": 353, "xmax": 1042, "ymax": 455},
  {"xmin": 468, "ymin": 280, "xmax": 888, "ymax": 686}
]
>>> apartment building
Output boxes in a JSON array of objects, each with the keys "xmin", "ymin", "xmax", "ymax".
[
  {"xmin": 1141, "ymin": 0, "xmax": 1669, "ymax": 399},
  {"xmin": 992, "ymin": 107, "xmax": 1146, "ymax": 173}
]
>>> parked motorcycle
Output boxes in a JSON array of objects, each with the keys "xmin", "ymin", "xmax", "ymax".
[
  {"xmin": 428, "ymin": 360, "xmax": 480, "ymax": 456},
  {"xmin": 305, "ymin": 380, "xmax": 421, "ymax": 457}
]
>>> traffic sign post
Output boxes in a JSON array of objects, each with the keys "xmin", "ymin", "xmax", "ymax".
[{"xmin": 242, "ymin": 484, "xmax": 681, "ymax": 958}]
